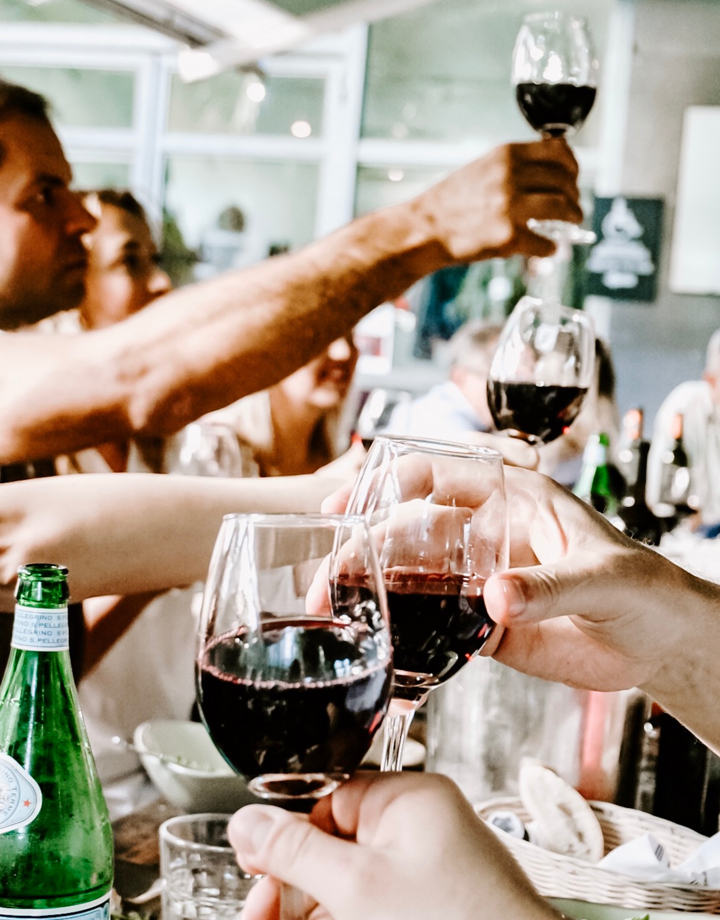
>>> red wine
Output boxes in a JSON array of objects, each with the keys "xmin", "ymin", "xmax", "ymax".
[
  {"xmin": 382, "ymin": 573, "xmax": 493, "ymax": 697},
  {"xmin": 487, "ymin": 380, "xmax": 587, "ymax": 444},
  {"xmin": 515, "ymin": 82, "xmax": 596, "ymax": 137},
  {"xmin": 198, "ymin": 618, "xmax": 391, "ymax": 796}
]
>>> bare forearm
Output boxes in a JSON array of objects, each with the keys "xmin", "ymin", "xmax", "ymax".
[
  {"xmin": 0, "ymin": 203, "xmax": 439, "ymax": 462},
  {"xmin": 0, "ymin": 474, "xmax": 340, "ymax": 599}
]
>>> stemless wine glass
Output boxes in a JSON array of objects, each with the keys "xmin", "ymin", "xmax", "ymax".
[
  {"xmin": 164, "ymin": 420, "xmax": 247, "ymax": 478},
  {"xmin": 512, "ymin": 11, "xmax": 599, "ymax": 244},
  {"xmin": 487, "ymin": 295, "xmax": 595, "ymax": 445},
  {"xmin": 196, "ymin": 513, "xmax": 392, "ymax": 798},
  {"xmin": 343, "ymin": 436, "xmax": 508, "ymax": 772}
]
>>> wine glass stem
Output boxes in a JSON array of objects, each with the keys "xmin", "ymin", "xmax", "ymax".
[
  {"xmin": 381, "ymin": 706, "xmax": 416, "ymax": 772},
  {"xmin": 279, "ymin": 881, "xmax": 307, "ymax": 920}
]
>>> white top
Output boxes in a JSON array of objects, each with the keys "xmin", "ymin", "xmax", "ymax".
[
  {"xmin": 647, "ymin": 379, "xmax": 720, "ymax": 524},
  {"xmin": 385, "ymin": 380, "xmax": 489, "ymax": 440}
]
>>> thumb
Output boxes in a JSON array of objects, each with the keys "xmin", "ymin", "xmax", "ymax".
[
  {"xmin": 485, "ymin": 557, "xmax": 602, "ymax": 626},
  {"xmin": 229, "ymin": 804, "xmax": 360, "ymax": 905}
]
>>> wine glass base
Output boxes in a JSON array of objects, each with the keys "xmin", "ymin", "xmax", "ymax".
[
  {"xmin": 527, "ymin": 218, "xmax": 596, "ymax": 245},
  {"xmin": 248, "ymin": 773, "xmax": 346, "ymax": 800}
]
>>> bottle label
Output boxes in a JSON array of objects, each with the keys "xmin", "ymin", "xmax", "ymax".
[
  {"xmin": 11, "ymin": 606, "xmax": 69, "ymax": 652},
  {"xmin": 0, "ymin": 894, "xmax": 110, "ymax": 919},
  {"xmin": 0, "ymin": 753, "xmax": 42, "ymax": 834}
]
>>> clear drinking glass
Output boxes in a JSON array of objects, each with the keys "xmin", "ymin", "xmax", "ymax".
[
  {"xmin": 487, "ymin": 295, "xmax": 595, "ymax": 445},
  {"xmin": 512, "ymin": 11, "xmax": 599, "ymax": 244},
  {"xmin": 342, "ymin": 436, "xmax": 508, "ymax": 772},
  {"xmin": 159, "ymin": 814, "xmax": 258, "ymax": 920},
  {"xmin": 164, "ymin": 420, "xmax": 247, "ymax": 478}
]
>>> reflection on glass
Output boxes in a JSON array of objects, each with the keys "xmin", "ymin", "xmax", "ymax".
[
  {"xmin": 362, "ymin": 0, "xmax": 611, "ymax": 146},
  {"xmin": 169, "ymin": 73, "xmax": 325, "ymax": 137},
  {"xmin": 0, "ymin": 66, "xmax": 134, "ymax": 128},
  {"xmin": 164, "ymin": 155, "xmax": 318, "ymax": 278}
]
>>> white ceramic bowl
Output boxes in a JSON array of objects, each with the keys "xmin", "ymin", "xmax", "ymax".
[{"xmin": 133, "ymin": 720, "xmax": 260, "ymax": 813}]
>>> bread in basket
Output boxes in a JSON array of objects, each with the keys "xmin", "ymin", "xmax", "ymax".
[{"xmin": 475, "ymin": 797, "xmax": 720, "ymax": 913}]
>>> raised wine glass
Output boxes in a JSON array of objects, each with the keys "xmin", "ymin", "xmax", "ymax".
[
  {"xmin": 342, "ymin": 436, "xmax": 508, "ymax": 772},
  {"xmin": 512, "ymin": 10, "xmax": 599, "ymax": 244},
  {"xmin": 487, "ymin": 295, "xmax": 595, "ymax": 445},
  {"xmin": 197, "ymin": 513, "xmax": 392, "ymax": 919}
]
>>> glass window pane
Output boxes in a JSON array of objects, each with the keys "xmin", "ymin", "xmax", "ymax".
[
  {"xmin": 0, "ymin": 66, "xmax": 135, "ymax": 128},
  {"xmin": 163, "ymin": 156, "xmax": 318, "ymax": 280},
  {"xmin": 0, "ymin": 0, "xmax": 122, "ymax": 24},
  {"xmin": 355, "ymin": 166, "xmax": 448, "ymax": 217},
  {"xmin": 363, "ymin": 0, "xmax": 613, "ymax": 148},
  {"xmin": 70, "ymin": 161, "xmax": 131, "ymax": 191},
  {"xmin": 169, "ymin": 73, "xmax": 325, "ymax": 137}
]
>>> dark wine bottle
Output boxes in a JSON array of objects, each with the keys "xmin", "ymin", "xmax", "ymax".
[
  {"xmin": 658, "ymin": 413, "xmax": 696, "ymax": 525},
  {"xmin": 616, "ymin": 409, "xmax": 662, "ymax": 545}
]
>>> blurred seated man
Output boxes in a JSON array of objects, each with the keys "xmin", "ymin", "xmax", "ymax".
[
  {"xmin": 647, "ymin": 329, "xmax": 720, "ymax": 524},
  {"xmin": 384, "ymin": 321, "xmax": 502, "ymax": 439}
]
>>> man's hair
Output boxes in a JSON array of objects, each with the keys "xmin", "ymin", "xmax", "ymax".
[
  {"xmin": 0, "ymin": 80, "xmax": 51, "ymax": 166},
  {"xmin": 707, "ymin": 330, "xmax": 720, "ymax": 377},
  {"xmin": 449, "ymin": 320, "xmax": 503, "ymax": 371},
  {"xmin": 82, "ymin": 188, "xmax": 148, "ymax": 223}
]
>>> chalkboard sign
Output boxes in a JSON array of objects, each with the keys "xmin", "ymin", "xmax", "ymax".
[{"xmin": 585, "ymin": 197, "xmax": 663, "ymax": 302}]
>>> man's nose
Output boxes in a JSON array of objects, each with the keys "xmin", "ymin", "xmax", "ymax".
[
  {"xmin": 327, "ymin": 336, "xmax": 354, "ymax": 361},
  {"xmin": 148, "ymin": 266, "xmax": 172, "ymax": 298},
  {"xmin": 65, "ymin": 192, "xmax": 97, "ymax": 236}
]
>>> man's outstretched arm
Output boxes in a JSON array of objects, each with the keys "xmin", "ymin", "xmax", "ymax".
[{"xmin": 0, "ymin": 140, "xmax": 580, "ymax": 463}]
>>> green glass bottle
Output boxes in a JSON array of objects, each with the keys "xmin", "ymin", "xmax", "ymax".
[
  {"xmin": 573, "ymin": 432, "xmax": 617, "ymax": 516},
  {"xmin": 0, "ymin": 564, "xmax": 113, "ymax": 918}
]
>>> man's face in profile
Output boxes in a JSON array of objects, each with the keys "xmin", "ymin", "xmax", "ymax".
[{"xmin": 0, "ymin": 114, "xmax": 96, "ymax": 330}]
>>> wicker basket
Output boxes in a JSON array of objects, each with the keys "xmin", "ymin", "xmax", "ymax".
[{"xmin": 475, "ymin": 797, "xmax": 720, "ymax": 913}]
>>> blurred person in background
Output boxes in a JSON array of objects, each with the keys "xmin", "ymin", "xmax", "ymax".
[
  {"xmin": 647, "ymin": 328, "xmax": 720, "ymax": 525},
  {"xmin": 210, "ymin": 333, "xmax": 366, "ymax": 479},
  {"xmin": 384, "ymin": 321, "xmax": 502, "ymax": 440}
]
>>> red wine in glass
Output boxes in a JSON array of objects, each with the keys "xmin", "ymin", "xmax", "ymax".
[
  {"xmin": 487, "ymin": 380, "xmax": 588, "ymax": 445},
  {"xmin": 198, "ymin": 617, "xmax": 391, "ymax": 797},
  {"xmin": 515, "ymin": 83, "xmax": 596, "ymax": 138}
]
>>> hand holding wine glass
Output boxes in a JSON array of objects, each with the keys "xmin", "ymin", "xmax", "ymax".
[
  {"xmin": 341, "ymin": 437, "xmax": 508, "ymax": 771},
  {"xmin": 512, "ymin": 11, "xmax": 599, "ymax": 244}
]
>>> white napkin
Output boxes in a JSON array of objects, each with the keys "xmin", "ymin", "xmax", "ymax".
[{"xmin": 598, "ymin": 831, "xmax": 720, "ymax": 887}]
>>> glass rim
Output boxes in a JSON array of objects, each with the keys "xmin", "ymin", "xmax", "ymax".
[
  {"xmin": 513, "ymin": 295, "xmax": 593, "ymax": 324},
  {"xmin": 159, "ymin": 813, "xmax": 237, "ymax": 854},
  {"xmin": 371, "ymin": 435, "xmax": 503, "ymax": 463},
  {"xmin": 220, "ymin": 512, "xmax": 369, "ymax": 526}
]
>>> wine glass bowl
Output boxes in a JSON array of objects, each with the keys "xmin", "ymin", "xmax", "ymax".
[
  {"xmin": 196, "ymin": 513, "xmax": 392, "ymax": 800},
  {"xmin": 343, "ymin": 436, "xmax": 508, "ymax": 771},
  {"xmin": 487, "ymin": 296, "xmax": 595, "ymax": 445},
  {"xmin": 512, "ymin": 11, "xmax": 599, "ymax": 244}
]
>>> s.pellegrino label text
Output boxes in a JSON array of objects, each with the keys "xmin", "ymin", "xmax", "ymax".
[{"xmin": 11, "ymin": 605, "xmax": 69, "ymax": 652}]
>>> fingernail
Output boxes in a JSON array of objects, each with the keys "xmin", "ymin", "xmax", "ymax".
[
  {"xmin": 231, "ymin": 806, "xmax": 280, "ymax": 857},
  {"xmin": 500, "ymin": 579, "xmax": 526, "ymax": 618}
]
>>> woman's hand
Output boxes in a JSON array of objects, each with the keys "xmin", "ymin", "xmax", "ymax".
[{"xmin": 229, "ymin": 772, "xmax": 561, "ymax": 920}]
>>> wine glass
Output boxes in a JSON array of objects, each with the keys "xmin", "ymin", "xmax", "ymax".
[
  {"xmin": 196, "ymin": 513, "xmax": 392, "ymax": 798},
  {"xmin": 512, "ymin": 10, "xmax": 599, "ymax": 244},
  {"xmin": 164, "ymin": 420, "xmax": 248, "ymax": 478},
  {"xmin": 487, "ymin": 295, "xmax": 595, "ymax": 445},
  {"xmin": 355, "ymin": 388, "xmax": 413, "ymax": 449},
  {"xmin": 342, "ymin": 436, "xmax": 508, "ymax": 772}
]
